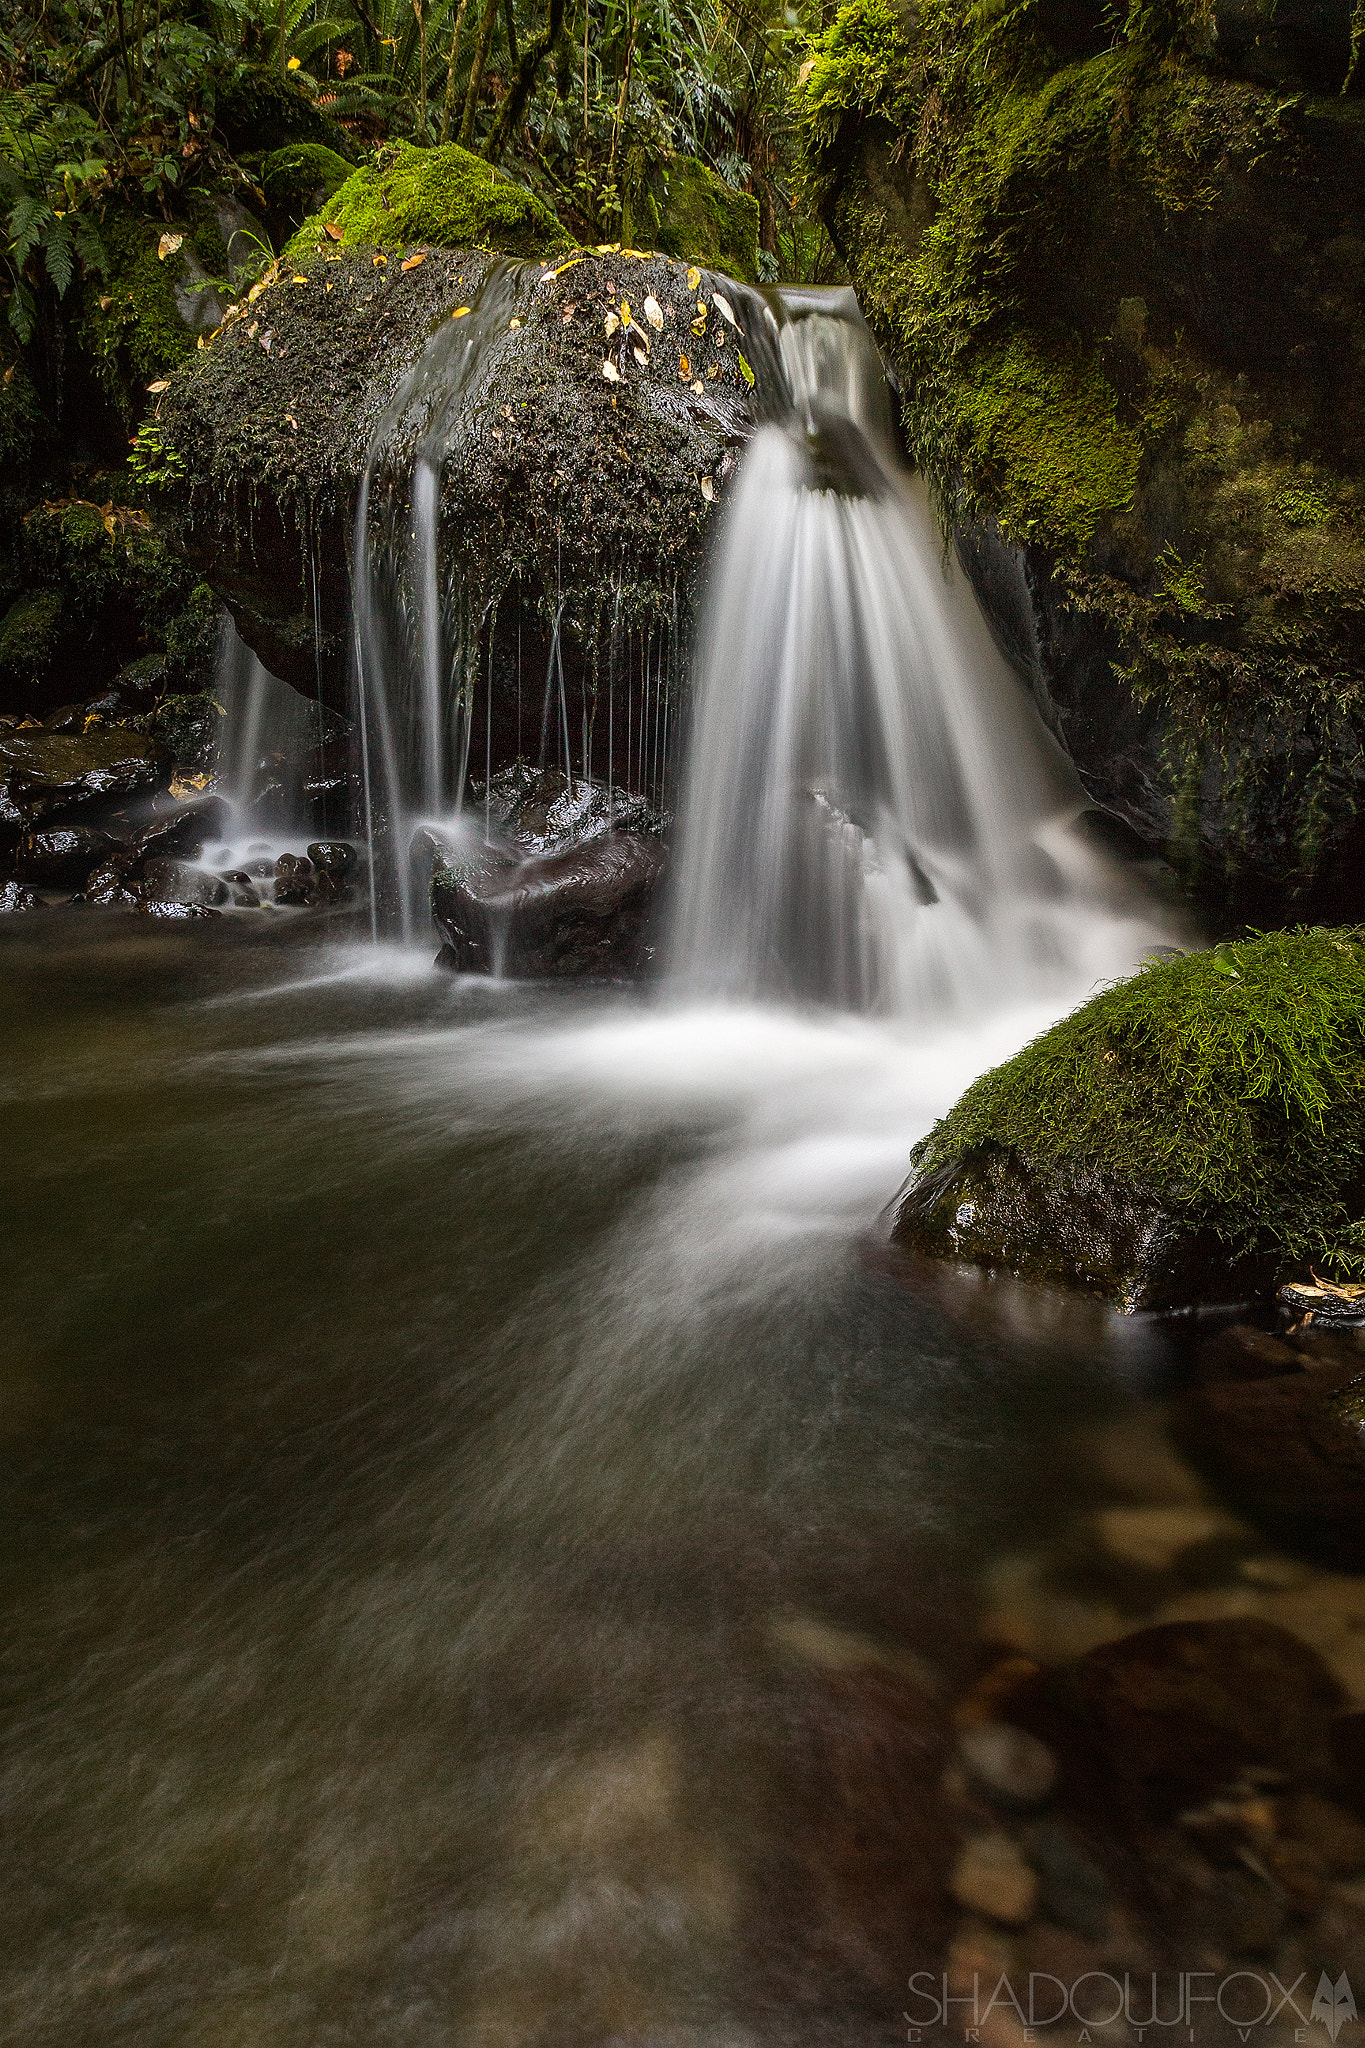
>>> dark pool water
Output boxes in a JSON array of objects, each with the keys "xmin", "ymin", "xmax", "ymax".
[{"xmin": 0, "ymin": 913, "xmax": 1166, "ymax": 2047}]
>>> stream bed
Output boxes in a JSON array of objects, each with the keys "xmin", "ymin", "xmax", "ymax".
[{"xmin": 2, "ymin": 915, "xmax": 1362, "ymax": 2047}]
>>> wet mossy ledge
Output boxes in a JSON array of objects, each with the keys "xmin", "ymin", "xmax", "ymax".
[
  {"xmin": 796, "ymin": 0, "xmax": 1365, "ymax": 925},
  {"xmin": 894, "ymin": 929, "xmax": 1365, "ymax": 1311}
]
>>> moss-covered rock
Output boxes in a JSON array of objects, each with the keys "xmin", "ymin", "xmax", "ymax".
[
  {"xmin": 894, "ymin": 929, "xmax": 1365, "ymax": 1309},
  {"xmin": 0, "ymin": 589, "xmax": 64, "ymax": 697},
  {"xmin": 797, "ymin": 0, "xmax": 1365, "ymax": 924},
  {"xmin": 215, "ymin": 65, "xmax": 355, "ymax": 158},
  {"xmin": 155, "ymin": 246, "xmax": 768, "ymax": 721},
  {"xmin": 262, "ymin": 142, "xmax": 353, "ymax": 236},
  {"xmin": 622, "ymin": 154, "xmax": 761, "ymax": 283},
  {"xmin": 79, "ymin": 207, "xmax": 227, "ymax": 413},
  {"xmin": 285, "ymin": 140, "xmax": 571, "ymax": 262}
]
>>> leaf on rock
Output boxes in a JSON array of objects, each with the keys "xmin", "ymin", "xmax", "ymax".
[
  {"xmin": 713, "ymin": 291, "xmax": 739, "ymax": 330},
  {"xmin": 692, "ymin": 379, "xmax": 702, "ymax": 393},
  {"xmin": 737, "ymin": 352, "xmax": 754, "ymax": 388},
  {"xmin": 157, "ymin": 232, "xmax": 183, "ymax": 261},
  {"xmin": 632, "ymin": 345, "xmax": 647, "ymax": 366},
  {"xmin": 643, "ymin": 294, "xmax": 663, "ymax": 330},
  {"xmin": 620, "ymin": 299, "xmax": 631, "ymax": 327},
  {"xmin": 451, "ymin": 306, "xmax": 471, "ymax": 318},
  {"xmin": 604, "ymin": 311, "xmax": 620, "ymax": 336},
  {"xmin": 700, "ymin": 476, "xmax": 714, "ymax": 501},
  {"xmin": 602, "ymin": 360, "xmax": 620, "ymax": 382},
  {"xmin": 401, "ymin": 251, "xmax": 426, "ymax": 271},
  {"xmin": 291, "ymin": 274, "xmax": 308, "ymax": 285},
  {"xmin": 372, "ymin": 252, "xmax": 387, "ymax": 266},
  {"xmin": 324, "ymin": 221, "xmax": 343, "ymax": 240},
  {"xmin": 687, "ymin": 266, "xmax": 700, "ymax": 291},
  {"xmin": 678, "ymin": 353, "xmax": 690, "ymax": 377}
]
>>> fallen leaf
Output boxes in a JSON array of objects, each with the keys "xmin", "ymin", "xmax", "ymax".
[
  {"xmin": 197, "ymin": 334, "xmax": 206, "ymax": 349},
  {"xmin": 561, "ymin": 303, "xmax": 576, "ymax": 321},
  {"xmin": 706, "ymin": 363, "xmax": 719, "ymax": 379},
  {"xmin": 326, "ymin": 280, "xmax": 334, "ymax": 292},
  {"xmin": 508, "ymin": 316, "xmax": 521, "ymax": 329},
  {"xmin": 146, "ymin": 378, "xmax": 170, "ymax": 393},
  {"xmin": 596, "ymin": 242, "xmax": 621, "ymax": 254},
  {"xmin": 713, "ymin": 290, "xmax": 739, "ymax": 329},
  {"xmin": 170, "ymin": 771, "xmax": 213, "ymax": 797},
  {"xmin": 620, "ymin": 299, "xmax": 631, "ymax": 326},
  {"xmin": 291, "ymin": 274, "xmax": 308, "ymax": 285},
  {"xmin": 696, "ymin": 298, "xmax": 706, "ymax": 316},
  {"xmin": 260, "ymin": 330, "xmax": 273, "ymax": 353},
  {"xmin": 157, "ymin": 231, "xmax": 184, "ymax": 262},
  {"xmin": 247, "ymin": 280, "xmax": 266, "ymax": 303},
  {"xmin": 692, "ymin": 379, "xmax": 702, "ymax": 393},
  {"xmin": 678, "ymin": 353, "xmax": 690, "ymax": 377},
  {"xmin": 687, "ymin": 266, "xmax": 701, "ymax": 291},
  {"xmin": 798, "ymin": 55, "xmax": 816, "ymax": 85},
  {"xmin": 690, "ymin": 317, "xmax": 706, "ymax": 337},
  {"xmin": 98, "ymin": 295, "xmax": 112, "ymax": 310},
  {"xmin": 604, "ymin": 311, "xmax": 620, "ymax": 336},
  {"xmin": 247, "ymin": 321, "xmax": 259, "ymax": 339},
  {"xmin": 602, "ymin": 360, "xmax": 620, "ymax": 382},
  {"xmin": 325, "ymin": 221, "xmax": 344, "ymax": 240},
  {"xmin": 736, "ymin": 351, "xmax": 754, "ymax": 387},
  {"xmin": 700, "ymin": 476, "xmax": 714, "ymax": 501},
  {"xmin": 643, "ymin": 294, "xmax": 663, "ymax": 330},
  {"xmin": 285, "ymin": 414, "xmax": 298, "ymax": 431},
  {"xmin": 541, "ymin": 256, "xmax": 584, "ymax": 281},
  {"xmin": 632, "ymin": 345, "xmax": 647, "ymax": 366},
  {"xmin": 451, "ymin": 306, "xmax": 471, "ymax": 319},
  {"xmin": 372, "ymin": 252, "xmax": 387, "ymax": 266},
  {"xmin": 401, "ymin": 252, "xmax": 426, "ymax": 272}
]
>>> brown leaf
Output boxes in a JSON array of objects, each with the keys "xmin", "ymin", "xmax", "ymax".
[
  {"xmin": 324, "ymin": 222, "xmax": 343, "ymax": 241},
  {"xmin": 400, "ymin": 251, "xmax": 426, "ymax": 271}
]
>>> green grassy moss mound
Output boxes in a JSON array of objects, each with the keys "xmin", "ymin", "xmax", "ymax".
[
  {"xmin": 623, "ymin": 154, "xmax": 761, "ymax": 282},
  {"xmin": 286, "ymin": 141, "xmax": 570, "ymax": 261},
  {"xmin": 905, "ymin": 929, "xmax": 1365, "ymax": 1290},
  {"xmin": 263, "ymin": 144, "xmax": 353, "ymax": 230}
]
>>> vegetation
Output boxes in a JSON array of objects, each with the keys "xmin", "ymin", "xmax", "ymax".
[{"xmin": 909, "ymin": 929, "xmax": 1365, "ymax": 1274}]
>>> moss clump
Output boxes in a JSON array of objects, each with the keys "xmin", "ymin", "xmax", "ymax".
[
  {"xmin": 286, "ymin": 141, "xmax": 570, "ymax": 261},
  {"xmin": 262, "ymin": 143, "xmax": 353, "ymax": 230},
  {"xmin": 910, "ymin": 929, "xmax": 1365, "ymax": 1271},
  {"xmin": 623, "ymin": 154, "xmax": 761, "ymax": 282},
  {"xmin": 0, "ymin": 589, "xmax": 64, "ymax": 692},
  {"xmin": 215, "ymin": 65, "xmax": 353, "ymax": 157},
  {"xmin": 78, "ymin": 209, "xmax": 210, "ymax": 409}
]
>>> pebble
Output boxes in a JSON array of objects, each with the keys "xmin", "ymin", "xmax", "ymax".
[
  {"xmin": 958, "ymin": 1721, "xmax": 1057, "ymax": 1807},
  {"xmin": 950, "ymin": 1831, "xmax": 1039, "ymax": 1925}
]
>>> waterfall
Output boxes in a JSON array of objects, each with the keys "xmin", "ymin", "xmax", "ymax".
[{"xmin": 666, "ymin": 291, "xmax": 1167, "ymax": 1018}]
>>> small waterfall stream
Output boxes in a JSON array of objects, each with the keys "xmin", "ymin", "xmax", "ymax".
[{"xmin": 668, "ymin": 293, "xmax": 1161, "ymax": 1017}]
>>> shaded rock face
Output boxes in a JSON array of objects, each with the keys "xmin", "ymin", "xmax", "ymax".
[
  {"xmin": 155, "ymin": 243, "xmax": 771, "ymax": 762},
  {"xmin": 430, "ymin": 767, "xmax": 669, "ymax": 979},
  {"xmin": 893, "ymin": 1142, "xmax": 1275, "ymax": 1313},
  {"xmin": 799, "ymin": 0, "xmax": 1365, "ymax": 923}
]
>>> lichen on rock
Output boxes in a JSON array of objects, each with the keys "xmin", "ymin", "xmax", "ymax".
[{"xmin": 893, "ymin": 928, "xmax": 1365, "ymax": 1308}]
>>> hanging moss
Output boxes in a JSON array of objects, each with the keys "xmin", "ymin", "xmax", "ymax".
[
  {"xmin": 285, "ymin": 141, "xmax": 571, "ymax": 262},
  {"xmin": 904, "ymin": 928, "xmax": 1365, "ymax": 1284}
]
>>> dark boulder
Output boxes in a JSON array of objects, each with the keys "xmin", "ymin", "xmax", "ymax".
[
  {"xmin": 17, "ymin": 825, "xmax": 122, "ymax": 888},
  {"xmin": 0, "ymin": 730, "xmax": 166, "ymax": 826},
  {"xmin": 433, "ymin": 831, "xmax": 667, "ymax": 980},
  {"xmin": 141, "ymin": 857, "xmax": 228, "ymax": 912}
]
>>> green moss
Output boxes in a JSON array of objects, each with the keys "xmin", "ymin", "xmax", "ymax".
[
  {"xmin": 79, "ymin": 209, "xmax": 202, "ymax": 409},
  {"xmin": 0, "ymin": 588, "xmax": 63, "ymax": 690},
  {"xmin": 263, "ymin": 143, "xmax": 353, "ymax": 228},
  {"xmin": 911, "ymin": 928, "xmax": 1365, "ymax": 1266},
  {"xmin": 286, "ymin": 141, "xmax": 570, "ymax": 262},
  {"xmin": 215, "ymin": 65, "xmax": 353, "ymax": 157},
  {"xmin": 642, "ymin": 156, "xmax": 761, "ymax": 283}
]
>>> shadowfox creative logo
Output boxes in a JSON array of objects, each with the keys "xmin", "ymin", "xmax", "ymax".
[
  {"xmin": 1313, "ymin": 1975, "xmax": 1359, "ymax": 2044},
  {"xmin": 903, "ymin": 1968, "xmax": 1359, "ymax": 2042}
]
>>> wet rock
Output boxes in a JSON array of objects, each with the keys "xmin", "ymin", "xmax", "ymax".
[
  {"xmin": 17, "ymin": 825, "xmax": 122, "ymax": 888},
  {"xmin": 306, "ymin": 840, "xmax": 356, "ymax": 882},
  {"xmin": 0, "ymin": 879, "xmax": 39, "ymax": 912},
  {"xmin": 272, "ymin": 853, "xmax": 318, "ymax": 906},
  {"xmin": 433, "ymin": 831, "xmax": 668, "ymax": 980},
  {"xmin": 141, "ymin": 858, "xmax": 228, "ymax": 912},
  {"xmin": 958, "ymin": 1722, "xmax": 1058, "ymax": 1808},
  {"xmin": 0, "ymin": 730, "xmax": 166, "ymax": 826},
  {"xmin": 1003, "ymin": 1620, "xmax": 1346, "ymax": 1826},
  {"xmin": 126, "ymin": 794, "xmax": 229, "ymax": 869},
  {"xmin": 84, "ymin": 859, "xmax": 141, "ymax": 909},
  {"xmin": 1176, "ymin": 1355, "xmax": 1365, "ymax": 1566},
  {"xmin": 950, "ymin": 1831, "xmax": 1039, "ymax": 1925},
  {"xmin": 1024, "ymin": 1819, "xmax": 1112, "ymax": 1942}
]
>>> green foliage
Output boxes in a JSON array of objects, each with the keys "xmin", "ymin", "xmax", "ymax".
[
  {"xmin": 0, "ymin": 587, "xmax": 64, "ymax": 688},
  {"xmin": 910, "ymin": 928, "xmax": 1365, "ymax": 1266},
  {"xmin": 288, "ymin": 139, "xmax": 570, "ymax": 254},
  {"xmin": 129, "ymin": 418, "xmax": 189, "ymax": 489},
  {"xmin": 624, "ymin": 153, "xmax": 759, "ymax": 277}
]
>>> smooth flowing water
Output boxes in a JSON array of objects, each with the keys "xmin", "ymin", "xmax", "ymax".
[{"xmin": 0, "ymin": 916, "xmax": 1176, "ymax": 2046}]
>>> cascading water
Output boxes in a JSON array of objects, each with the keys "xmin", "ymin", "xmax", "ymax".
[{"xmin": 668, "ymin": 290, "xmax": 1172, "ymax": 1017}]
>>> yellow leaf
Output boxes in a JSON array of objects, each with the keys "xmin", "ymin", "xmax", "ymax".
[
  {"xmin": 146, "ymin": 379, "xmax": 170, "ymax": 393},
  {"xmin": 737, "ymin": 351, "xmax": 754, "ymax": 388},
  {"xmin": 678, "ymin": 353, "xmax": 690, "ymax": 377},
  {"xmin": 372, "ymin": 252, "xmax": 387, "ymax": 266},
  {"xmin": 156, "ymin": 231, "xmax": 183, "ymax": 262},
  {"xmin": 696, "ymin": 298, "xmax": 706, "ymax": 315},
  {"xmin": 401, "ymin": 251, "xmax": 426, "ymax": 271},
  {"xmin": 620, "ymin": 300, "xmax": 631, "ymax": 326},
  {"xmin": 451, "ymin": 305, "xmax": 471, "ymax": 318},
  {"xmin": 686, "ymin": 266, "xmax": 700, "ymax": 291},
  {"xmin": 508, "ymin": 317, "xmax": 521, "ymax": 329},
  {"xmin": 595, "ymin": 242, "xmax": 621, "ymax": 254},
  {"xmin": 326, "ymin": 280, "xmax": 334, "ymax": 292},
  {"xmin": 286, "ymin": 55, "xmax": 301, "ymax": 68},
  {"xmin": 291, "ymin": 274, "xmax": 308, "ymax": 285}
]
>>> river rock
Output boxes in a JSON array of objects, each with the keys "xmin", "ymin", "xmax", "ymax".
[
  {"xmin": 141, "ymin": 857, "xmax": 228, "ymax": 912},
  {"xmin": 1176, "ymin": 1354, "xmax": 1365, "ymax": 1565},
  {"xmin": 17, "ymin": 825, "xmax": 122, "ymax": 888},
  {"xmin": 155, "ymin": 243, "xmax": 771, "ymax": 764},
  {"xmin": 958, "ymin": 1721, "xmax": 1058, "ymax": 1808},
  {"xmin": 950, "ymin": 1831, "xmax": 1039, "ymax": 1924},
  {"xmin": 0, "ymin": 730, "xmax": 166, "ymax": 827},
  {"xmin": 433, "ymin": 831, "xmax": 667, "ymax": 980},
  {"xmin": 0, "ymin": 879, "xmax": 39, "ymax": 912}
]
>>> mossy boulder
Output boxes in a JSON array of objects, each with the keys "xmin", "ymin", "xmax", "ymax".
[
  {"xmin": 262, "ymin": 143, "xmax": 353, "ymax": 236},
  {"xmin": 622, "ymin": 154, "xmax": 761, "ymax": 283},
  {"xmin": 797, "ymin": 0, "xmax": 1365, "ymax": 925},
  {"xmin": 155, "ymin": 246, "xmax": 768, "ymax": 730},
  {"xmin": 0, "ymin": 589, "xmax": 64, "ymax": 698},
  {"xmin": 894, "ymin": 929, "xmax": 1365, "ymax": 1310},
  {"xmin": 284, "ymin": 140, "xmax": 570, "ymax": 262},
  {"xmin": 79, "ymin": 207, "xmax": 229, "ymax": 413},
  {"xmin": 215, "ymin": 65, "xmax": 356, "ymax": 158}
]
